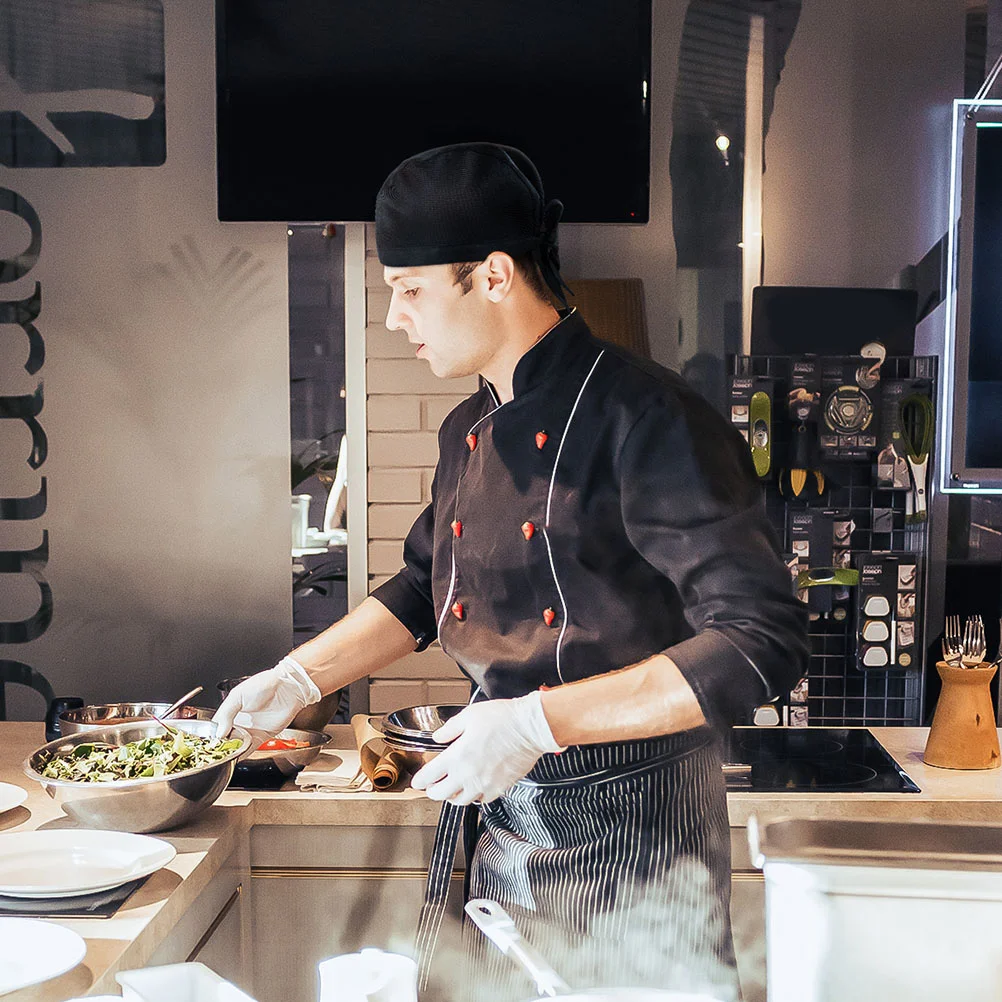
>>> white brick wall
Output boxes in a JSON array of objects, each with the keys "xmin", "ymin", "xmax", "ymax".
[{"xmin": 364, "ymin": 232, "xmax": 471, "ymax": 711}]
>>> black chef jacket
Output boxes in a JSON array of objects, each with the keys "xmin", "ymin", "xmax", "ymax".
[{"xmin": 372, "ymin": 309, "xmax": 808, "ymax": 729}]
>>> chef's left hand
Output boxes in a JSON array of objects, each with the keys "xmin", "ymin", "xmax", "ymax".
[{"xmin": 411, "ymin": 690, "xmax": 565, "ymax": 805}]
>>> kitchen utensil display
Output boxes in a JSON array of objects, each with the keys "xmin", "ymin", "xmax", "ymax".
[
  {"xmin": 0, "ymin": 828, "xmax": 176, "ymax": 898},
  {"xmin": 794, "ymin": 567, "xmax": 860, "ymax": 590},
  {"xmin": 779, "ymin": 360, "xmax": 825, "ymax": 499},
  {"xmin": 854, "ymin": 554, "xmax": 919, "ymax": 671},
  {"xmin": 749, "ymin": 389, "xmax": 771, "ymax": 477},
  {"xmin": 23, "ymin": 719, "xmax": 251, "ymax": 833},
  {"xmin": 855, "ymin": 341, "xmax": 886, "ymax": 389},
  {"xmin": 924, "ymin": 661, "xmax": 1001, "ymax": 769},
  {"xmin": 823, "ymin": 384, "xmax": 873, "ymax": 433},
  {"xmin": 861, "ymin": 620, "xmax": 889, "ymax": 642},
  {"xmin": 779, "ymin": 420, "xmax": 824, "ymax": 498},
  {"xmin": 0, "ymin": 917, "xmax": 87, "ymax": 995},
  {"xmin": 863, "ymin": 595, "xmax": 890, "ymax": 617},
  {"xmin": 0, "ymin": 782, "xmax": 27, "ymax": 816},
  {"xmin": 819, "ymin": 355, "xmax": 882, "ymax": 459},
  {"xmin": 897, "ymin": 392, "xmax": 933, "ymax": 523}
]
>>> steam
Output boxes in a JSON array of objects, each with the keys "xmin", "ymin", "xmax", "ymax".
[{"xmin": 413, "ymin": 857, "xmax": 753, "ymax": 1002}]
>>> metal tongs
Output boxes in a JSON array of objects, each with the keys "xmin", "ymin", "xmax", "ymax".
[
  {"xmin": 150, "ymin": 685, "xmax": 204, "ymax": 737},
  {"xmin": 465, "ymin": 898, "xmax": 570, "ymax": 998}
]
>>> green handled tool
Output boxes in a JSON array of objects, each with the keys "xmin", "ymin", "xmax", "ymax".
[
  {"xmin": 749, "ymin": 390, "xmax": 772, "ymax": 478},
  {"xmin": 898, "ymin": 393, "xmax": 933, "ymax": 524}
]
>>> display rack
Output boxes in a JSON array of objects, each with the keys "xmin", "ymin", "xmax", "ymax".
[{"xmin": 730, "ymin": 354, "xmax": 937, "ymax": 727}]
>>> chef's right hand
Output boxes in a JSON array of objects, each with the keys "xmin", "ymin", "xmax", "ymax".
[{"xmin": 212, "ymin": 656, "xmax": 322, "ymax": 743}]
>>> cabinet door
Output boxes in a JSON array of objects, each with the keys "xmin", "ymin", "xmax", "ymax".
[
  {"xmin": 730, "ymin": 826, "xmax": 766, "ymax": 1002},
  {"xmin": 252, "ymin": 872, "xmax": 465, "ymax": 1002},
  {"xmin": 189, "ymin": 883, "xmax": 246, "ymax": 983},
  {"xmin": 730, "ymin": 872, "xmax": 766, "ymax": 1002}
]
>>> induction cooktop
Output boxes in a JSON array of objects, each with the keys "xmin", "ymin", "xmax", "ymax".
[{"xmin": 721, "ymin": 727, "xmax": 920, "ymax": 793}]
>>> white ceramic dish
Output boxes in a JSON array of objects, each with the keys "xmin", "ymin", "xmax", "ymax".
[
  {"xmin": 0, "ymin": 917, "xmax": 87, "ymax": 995},
  {"xmin": 0, "ymin": 829, "xmax": 176, "ymax": 898},
  {"xmin": 0, "ymin": 782, "xmax": 27, "ymax": 815},
  {"xmin": 117, "ymin": 961, "xmax": 259, "ymax": 1001}
]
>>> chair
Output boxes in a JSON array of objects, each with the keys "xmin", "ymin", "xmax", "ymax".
[
  {"xmin": 561, "ymin": 278, "xmax": 651, "ymax": 359},
  {"xmin": 0, "ymin": 659, "xmax": 55, "ymax": 720},
  {"xmin": 322, "ymin": 433, "xmax": 348, "ymax": 533}
]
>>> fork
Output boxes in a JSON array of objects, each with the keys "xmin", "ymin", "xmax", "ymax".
[
  {"xmin": 942, "ymin": 614, "xmax": 963, "ymax": 666},
  {"xmin": 962, "ymin": 614, "xmax": 987, "ymax": 668}
]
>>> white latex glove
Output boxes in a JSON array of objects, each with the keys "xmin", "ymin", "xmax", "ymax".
[
  {"xmin": 211, "ymin": 656, "xmax": 322, "ymax": 742},
  {"xmin": 411, "ymin": 691, "xmax": 565, "ymax": 806}
]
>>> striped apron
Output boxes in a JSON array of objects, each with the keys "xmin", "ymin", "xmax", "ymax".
[{"xmin": 416, "ymin": 729, "xmax": 740, "ymax": 1002}]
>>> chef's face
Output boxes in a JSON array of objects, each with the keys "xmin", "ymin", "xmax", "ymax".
[{"xmin": 383, "ymin": 263, "xmax": 498, "ymax": 380}]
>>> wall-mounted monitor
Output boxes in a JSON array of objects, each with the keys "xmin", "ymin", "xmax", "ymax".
[
  {"xmin": 215, "ymin": 0, "xmax": 652, "ymax": 224},
  {"xmin": 942, "ymin": 98, "xmax": 1002, "ymax": 493}
]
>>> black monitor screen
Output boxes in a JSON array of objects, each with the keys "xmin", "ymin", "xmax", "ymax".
[
  {"xmin": 215, "ymin": 0, "xmax": 652, "ymax": 223},
  {"xmin": 966, "ymin": 125, "xmax": 1002, "ymax": 469}
]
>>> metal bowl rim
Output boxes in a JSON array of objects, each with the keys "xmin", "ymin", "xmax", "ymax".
[
  {"xmin": 381, "ymin": 703, "xmax": 465, "ymax": 739},
  {"xmin": 23, "ymin": 719, "xmax": 252, "ymax": 790},
  {"xmin": 58, "ymin": 702, "xmax": 215, "ymax": 724},
  {"xmin": 380, "ymin": 734, "xmax": 446, "ymax": 754},
  {"xmin": 242, "ymin": 727, "xmax": 333, "ymax": 760}
]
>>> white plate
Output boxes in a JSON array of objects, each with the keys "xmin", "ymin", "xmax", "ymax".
[
  {"xmin": 0, "ymin": 917, "xmax": 86, "ymax": 995},
  {"xmin": 0, "ymin": 782, "xmax": 27, "ymax": 815},
  {"xmin": 0, "ymin": 829, "xmax": 176, "ymax": 898}
]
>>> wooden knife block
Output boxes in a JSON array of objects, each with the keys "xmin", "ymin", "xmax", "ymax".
[{"xmin": 923, "ymin": 661, "xmax": 1001, "ymax": 770}]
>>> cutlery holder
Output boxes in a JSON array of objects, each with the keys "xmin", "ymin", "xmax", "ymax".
[{"xmin": 923, "ymin": 661, "xmax": 1001, "ymax": 769}]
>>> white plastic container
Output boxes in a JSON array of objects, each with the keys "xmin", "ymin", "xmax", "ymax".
[
  {"xmin": 750, "ymin": 817, "xmax": 1002, "ymax": 1002},
  {"xmin": 318, "ymin": 949, "xmax": 417, "ymax": 1002},
  {"xmin": 292, "ymin": 494, "xmax": 311, "ymax": 548},
  {"xmin": 117, "ymin": 962, "xmax": 258, "ymax": 1002}
]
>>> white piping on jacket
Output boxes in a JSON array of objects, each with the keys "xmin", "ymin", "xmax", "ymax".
[{"xmin": 542, "ymin": 349, "xmax": 605, "ymax": 683}]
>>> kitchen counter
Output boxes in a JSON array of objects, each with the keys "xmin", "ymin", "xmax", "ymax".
[{"xmin": 2, "ymin": 722, "xmax": 1001, "ymax": 999}]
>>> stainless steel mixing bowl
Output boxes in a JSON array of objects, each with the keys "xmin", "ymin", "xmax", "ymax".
[
  {"xmin": 379, "ymin": 703, "xmax": 465, "ymax": 743},
  {"xmin": 23, "ymin": 719, "xmax": 251, "ymax": 833},
  {"xmin": 59, "ymin": 702, "xmax": 215, "ymax": 735},
  {"xmin": 235, "ymin": 727, "xmax": 332, "ymax": 780}
]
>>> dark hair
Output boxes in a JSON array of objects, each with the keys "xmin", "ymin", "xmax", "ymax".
[{"xmin": 451, "ymin": 253, "xmax": 551, "ymax": 302}]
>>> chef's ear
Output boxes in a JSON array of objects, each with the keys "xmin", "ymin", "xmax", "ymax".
[{"xmin": 481, "ymin": 251, "xmax": 515, "ymax": 302}]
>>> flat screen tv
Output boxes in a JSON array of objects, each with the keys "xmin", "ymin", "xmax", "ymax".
[
  {"xmin": 942, "ymin": 98, "xmax": 1002, "ymax": 493},
  {"xmin": 215, "ymin": 0, "xmax": 651, "ymax": 223}
]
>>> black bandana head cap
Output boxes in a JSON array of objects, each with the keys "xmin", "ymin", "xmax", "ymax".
[{"xmin": 375, "ymin": 142, "xmax": 572, "ymax": 306}]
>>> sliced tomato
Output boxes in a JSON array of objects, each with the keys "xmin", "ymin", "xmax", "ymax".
[{"xmin": 257, "ymin": 737, "xmax": 309, "ymax": 751}]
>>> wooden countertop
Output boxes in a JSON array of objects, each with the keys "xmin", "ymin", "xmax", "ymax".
[{"xmin": 2, "ymin": 722, "xmax": 1001, "ymax": 999}]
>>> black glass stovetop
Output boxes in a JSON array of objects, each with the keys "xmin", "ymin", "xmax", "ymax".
[{"xmin": 721, "ymin": 727, "xmax": 920, "ymax": 793}]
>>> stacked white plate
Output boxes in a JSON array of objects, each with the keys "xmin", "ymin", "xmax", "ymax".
[
  {"xmin": 0, "ymin": 917, "xmax": 87, "ymax": 995},
  {"xmin": 0, "ymin": 829, "xmax": 176, "ymax": 898},
  {"xmin": 0, "ymin": 782, "xmax": 27, "ymax": 816}
]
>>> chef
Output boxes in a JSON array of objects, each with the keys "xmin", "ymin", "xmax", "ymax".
[{"xmin": 215, "ymin": 143, "xmax": 808, "ymax": 1001}]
